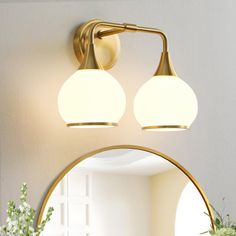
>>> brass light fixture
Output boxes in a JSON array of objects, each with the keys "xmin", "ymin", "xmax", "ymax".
[{"xmin": 58, "ymin": 19, "xmax": 198, "ymax": 130}]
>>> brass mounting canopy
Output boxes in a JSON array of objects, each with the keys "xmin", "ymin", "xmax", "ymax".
[{"xmin": 73, "ymin": 19, "xmax": 177, "ymax": 76}]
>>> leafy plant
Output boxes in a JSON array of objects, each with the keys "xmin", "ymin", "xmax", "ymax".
[
  {"xmin": 203, "ymin": 199, "xmax": 236, "ymax": 236},
  {"xmin": 0, "ymin": 183, "xmax": 53, "ymax": 236}
]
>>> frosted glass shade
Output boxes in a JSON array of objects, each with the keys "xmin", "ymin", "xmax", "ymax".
[
  {"xmin": 58, "ymin": 69, "xmax": 126, "ymax": 128},
  {"xmin": 134, "ymin": 76, "xmax": 198, "ymax": 131}
]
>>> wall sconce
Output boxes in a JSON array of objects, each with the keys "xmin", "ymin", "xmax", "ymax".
[{"xmin": 58, "ymin": 19, "xmax": 198, "ymax": 131}]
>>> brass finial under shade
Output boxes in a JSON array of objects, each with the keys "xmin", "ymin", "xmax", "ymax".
[
  {"xmin": 154, "ymin": 52, "xmax": 177, "ymax": 76},
  {"xmin": 79, "ymin": 43, "xmax": 103, "ymax": 70}
]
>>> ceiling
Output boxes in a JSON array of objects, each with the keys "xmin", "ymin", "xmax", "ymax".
[{"xmin": 74, "ymin": 149, "xmax": 175, "ymax": 176}]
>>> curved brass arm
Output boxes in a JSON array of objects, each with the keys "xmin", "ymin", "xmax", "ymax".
[
  {"xmin": 89, "ymin": 21, "xmax": 168, "ymax": 52},
  {"xmin": 79, "ymin": 20, "xmax": 176, "ymax": 75}
]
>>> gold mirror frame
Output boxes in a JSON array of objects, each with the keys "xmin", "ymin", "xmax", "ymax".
[{"xmin": 37, "ymin": 145, "xmax": 215, "ymax": 230}]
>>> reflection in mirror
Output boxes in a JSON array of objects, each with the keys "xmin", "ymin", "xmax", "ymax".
[{"xmin": 40, "ymin": 148, "xmax": 212, "ymax": 236}]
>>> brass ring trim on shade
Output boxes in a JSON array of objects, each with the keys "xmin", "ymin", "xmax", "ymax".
[
  {"xmin": 67, "ymin": 122, "xmax": 118, "ymax": 127},
  {"xmin": 37, "ymin": 145, "xmax": 215, "ymax": 232},
  {"xmin": 142, "ymin": 125, "xmax": 189, "ymax": 130}
]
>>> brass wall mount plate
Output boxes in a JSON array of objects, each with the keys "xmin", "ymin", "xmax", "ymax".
[{"xmin": 73, "ymin": 19, "xmax": 121, "ymax": 70}]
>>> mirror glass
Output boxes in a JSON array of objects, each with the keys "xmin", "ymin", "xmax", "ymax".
[{"xmin": 41, "ymin": 148, "xmax": 211, "ymax": 236}]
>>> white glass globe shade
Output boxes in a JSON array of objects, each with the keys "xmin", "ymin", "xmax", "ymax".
[
  {"xmin": 58, "ymin": 69, "xmax": 126, "ymax": 128},
  {"xmin": 134, "ymin": 76, "xmax": 198, "ymax": 131}
]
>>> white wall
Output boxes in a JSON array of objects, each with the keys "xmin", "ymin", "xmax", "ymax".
[
  {"xmin": 0, "ymin": 0, "xmax": 236, "ymax": 223},
  {"xmin": 90, "ymin": 172, "xmax": 151, "ymax": 236}
]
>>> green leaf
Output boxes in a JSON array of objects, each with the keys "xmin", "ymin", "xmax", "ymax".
[{"xmin": 0, "ymin": 183, "xmax": 54, "ymax": 236}]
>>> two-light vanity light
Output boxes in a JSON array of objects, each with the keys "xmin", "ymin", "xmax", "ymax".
[{"xmin": 58, "ymin": 20, "xmax": 198, "ymax": 131}]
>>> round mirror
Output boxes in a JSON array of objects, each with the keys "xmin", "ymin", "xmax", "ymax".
[{"xmin": 38, "ymin": 145, "xmax": 214, "ymax": 236}]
